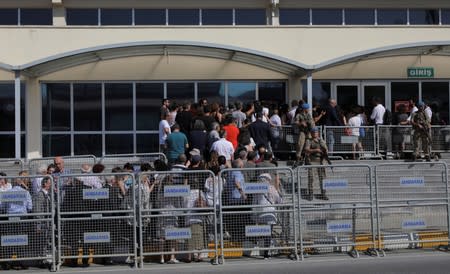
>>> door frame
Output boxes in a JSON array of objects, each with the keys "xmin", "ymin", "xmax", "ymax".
[{"xmin": 361, "ymin": 81, "xmax": 390, "ymax": 110}]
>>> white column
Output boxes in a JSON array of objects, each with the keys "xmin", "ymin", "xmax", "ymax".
[
  {"xmin": 26, "ymin": 77, "xmax": 42, "ymax": 159},
  {"xmin": 14, "ymin": 71, "xmax": 21, "ymax": 158},
  {"xmin": 307, "ymin": 71, "xmax": 313, "ymax": 115}
]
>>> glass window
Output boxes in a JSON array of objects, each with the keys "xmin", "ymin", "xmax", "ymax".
[
  {"xmin": 345, "ymin": 9, "xmax": 375, "ymax": 25},
  {"xmin": 136, "ymin": 83, "xmax": 164, "ymax": 130},
  {"xmin": 100, "ymin": 9, "xmax": 132, "ymax": 25},
  {"xmin": 312, "ymin": 9, "xmax": 342, "ymax": 25},
  {"xmin": 279, "ymin": 9, "xmax": 310, "ymax": 25},
  {"xmin": 74, "ymin": 134, "xmax": 102, "ymax": 156},
  {"xmin": 0, "ymin": 135, "xmax": 15, "ymax": 158},
  {"xmin": 135, "ymin": 9, "xmax": 166, "ymax": 25},
  {"xmin": 167, "ymin": 83, "xmax": 195, "ymax": 104},
  {"xmin": 409, "ymin": 9, "xmax": 439, "ymax": 25},
  {"xmin": 66, "ymin": 9, "xmax": 98, "ymax": 25},
  {"xmin": 258, "ymin": 82, "xmax": 286, "ymax": 107},
  {"xmin": 202, "ymin": 9, "xmax": 233, "ymax": 25},
  {"xmin": 168, "ymin": 9, "xmax": 199, "ymax": 25},
  {"xmin": 235, "ymin": 9, "xmax": 266, "ymax": 25},
  {"xmin": 336, "ymin": 85, "xmax": 358, "ymax": 114},
  {"xmin": 301, "ymin": 81, "xmax": 331, "ymax": 107},
  {"xmin": 42, "ymin": 84, "xmax": 70, "ymax": 131},
  {"xmin": 20, "ymin": 8, "xmax": 52, "ymax": 25},
  {"xmin": 0, "ymin": 9, "xmax": 18, "ymax": 25},
  {"xmin": 137, "ymin": 134, "xmax": 159, "ymax": 153},
  {"xmin": 73, "ymin": 83, "xmax": 102, "ymax": 131},
  {"xmin": 442, "ymin": 9, "xmax": 450, "ymax": 25},
  {"xmin": 105, "ymin": 83, "xmax": 133, "ymax": 130},
  {"xmin": 42, "ymin": 135, "xmax": 71, "ymax": 157},
  {"xmin": 0, "ymin": 84, "xmax": 15, "ymax": 131},
  {"xmin": 377, "ymin": 9, "xmax": 407, "ymax": 25},
  {"xmin": 390, "ymin": 82, "xmax": 419, "ymax": 112},
  {"xmin": 106, "ymin": 134, "xmax": 133, "ymax": 154},
  {"xmin": 422, "ymin": 82, "xmax": 449, "ymax": 124},
  {"xmin": 228, "ymin": 82, "xmax": 256, "ymax": 105},
  {"xmin": 198, "ymin": 82, "xmax": 225, "ymax": 105}
]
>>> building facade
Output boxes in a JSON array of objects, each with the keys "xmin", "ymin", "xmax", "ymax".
[{"xmin": 1, "ymin": 0, "xmax": 449, "ymax": 159}]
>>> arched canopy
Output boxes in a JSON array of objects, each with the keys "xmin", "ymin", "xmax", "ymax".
[{"xmin": 12, "ymin": 41, "xmax": 310, "ymax": 77}]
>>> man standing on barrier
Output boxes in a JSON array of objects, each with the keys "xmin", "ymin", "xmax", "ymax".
[
  {"xmin": 410, "ymin": 101, "xmax": 432, "ymax": 162},
  {"xmin": 304, "ymin": 127, "xmax": 328, "ymax": 201}
]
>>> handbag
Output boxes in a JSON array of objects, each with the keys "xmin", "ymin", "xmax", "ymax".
[{"xmin": 344, "ymin": 127, "xmax": 352, "ymax": 136}]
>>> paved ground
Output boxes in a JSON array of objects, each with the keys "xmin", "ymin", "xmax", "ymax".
[{"xmin": 16, "ymin": 251, "xmax": 450, "ymax": 274}]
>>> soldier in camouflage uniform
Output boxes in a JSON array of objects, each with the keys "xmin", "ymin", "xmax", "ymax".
[
  {"xmin": 410, "ymin": 101, "xmax": 431, "ymax": 161},
  {"xmin": 304, "ymin": 127, "xmax": 328, "ymax": 201},
  {"xmin": 294, "ymin": 103, "xmax": 315, "ymax": 165}
]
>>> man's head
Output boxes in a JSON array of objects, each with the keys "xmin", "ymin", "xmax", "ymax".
[
  {"xmin": 417, "ymin": 101, "xmax": 425, "ymax": 110},
  {"xmin": 310, "ymin": 126, "xmax": 320, "ymax": 137},
  {"xmin": 329, "ymin": 99, "xmax": 337, "ymax": 107},
  {"xmin": 54, "ymin": 156, "xmax": 64, "ymax": 172},
  {"xmin": 41, "ymin": 177, "xmax": 52, "ymax": 191},
  {"xmin": 162, "ymin": 98, "xmax": 169, "ymax": 106},
  {"xmin": 302, "ymin": 103, "xmax": 310, "ymax": 112},
  {"xmin": 81, "ymin": 164, "xmax": 92, "ymax": 173}
]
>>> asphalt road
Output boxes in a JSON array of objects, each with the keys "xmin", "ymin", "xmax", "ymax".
[{"xmin": 22, "ymin": 251, "xmax": 450, "ymax": 274}]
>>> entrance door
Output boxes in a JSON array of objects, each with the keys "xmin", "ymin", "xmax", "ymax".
[
  {"xmin": 362, "ymin": 83, "xmax": 389, "ymax": 117},
  {"xmin": 333, "ymin": 82, "xmax": 359, "ymax": 114}
]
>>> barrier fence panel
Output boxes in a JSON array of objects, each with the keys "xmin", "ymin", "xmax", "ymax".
[
  {"xmin": 28, "ymin": 155, "xmax": 97, "ymax": 175},
  {"xmin": 219, "ymin": 167, "xmax": 297, "ymax": 262},
  {"xmin": 0, "ymin": 175, "xmax": 56, "ymax": 271},
  {"xmin": 274, "ymin": 126, "xmax": 323, "ymax": 155},
  {"xmin": 323, "ymin": 126, "xmax": 376, "ymax": 158},
  {"xmin": 0, "ymin": 159, "xmax": 25, "ymax": 176},
  {"xmin": 138, "ymin": 170, "xmax": 218, "ymax": 266},
  {"xmin": 100, "ymin": 153, "xmax": 167, "ymax": 172},
  {"xmin": 57, "ymin": 173, "xmax": 137, "ymax": 269},
  {"xmin": 374, "ymin": 162, "xmax": 449, "ymax": 253},
  {"xmin": 297, "ymin": 164, "xmax": 376, "ymax": 258},
  {"xmin": 431, "ymin": 126, "xmax": 450, "ymax": 153}
]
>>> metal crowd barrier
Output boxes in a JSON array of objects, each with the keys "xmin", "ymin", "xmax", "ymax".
[
  {"xmin": 56, "ymin": 173, "xmax": 137, "ymax": 269},
  {"xmin": 138, "ymin": 170, "xmax": 218, "ymax": 266},
  {"xmin": 100, "ymin": 153, "xmax": 167, "ymax": 172},
  {"xmin": 28, "ymin": 155, "xmax": 97, "ymax": 175},
  {"xmin": 274, "ymin": 126, "xmax": 323, "ymax": 154},
  {"xmin": 374, "ymin": 162, "xmax": 450, "ymax": 252},
  {"xmin": 0, "ymin": 159, "xmax": 25, "ymax": 176},
  {"xmin": 0, "ymin": 175, "xmax": 56, "ymax": 271},
  {"xmin": 219, "ymin": 167, "xmax": 298, "ymax": 262},
  {"xmin": 297, "ymin": 164, "xmax": 376, "ymax": 258},
  {"xmin": 323, "ymin": 126, "xmax": 377, "ymax": 158}
]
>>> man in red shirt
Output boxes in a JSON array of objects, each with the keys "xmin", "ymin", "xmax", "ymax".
[{"xmin": 223, "ymin": 116, "xmax": 240, "ymax": 150}]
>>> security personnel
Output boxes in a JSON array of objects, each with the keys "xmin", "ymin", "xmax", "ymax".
[
  {"xmin": 304, "ymin": 127, "xmax": 328, "ymax": 201},
  {"xmin": 295, "ymin": 103, "xmax": 315, "ymax": 165},
  {"xmin": 410, "ymin": 101, "xmax": 431, "ymax": 161}
]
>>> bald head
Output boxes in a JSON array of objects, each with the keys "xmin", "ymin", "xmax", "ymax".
[
  {"xmin": 329, "ymin": 99, "xmax": 337, "ymax": 107},
  {"xmin": 54, "ymin": 156, "xmax": 64, "ymax": 172}
]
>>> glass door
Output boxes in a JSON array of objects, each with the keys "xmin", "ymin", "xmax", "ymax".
[
  {"xmin": 362, "ymin": 83, "xmax": 389, "ymax": 119},
  {"xmin": 333, "ymin": 82, "xmax": 359, "ymax": 114}
]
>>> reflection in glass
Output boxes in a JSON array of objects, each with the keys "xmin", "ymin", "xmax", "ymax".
[
  {"xmin": 409, "ymin": 9, "xmax": 439, "ymax": 25},
  {"xmin": 312, "ymin": 9, "xmax": 342, "ymax": 25},
  {"xmin": 106, "ymin": 134, "xmax": 133, "ymax": 154},
  {"xmin": 202, "ymin": 9, "xmax": 232, "ymax": 25},
  {"xmin": 42, "ymin": 84, "xmax": 70, "ymax": 131},
  {"xmin": 168, "ymin": 9, "xmax": 199, "ymax": 25},
  {"xmin": 198, "ymin": 82, "xmax": 225, "ymax": 105},
  {"xmin": 377, "ymin": 9, "xmax": 407, "ymax": 25},
  {"xmin": 137, "ymin": 134, "xmax": 159, "ymax": 153},
  {"xmin": 228, "ymin": 82, "xmax": 256, "ymax": 105},
  {"xmin": 302, "ymin": 81, "xmax": 331, "ymax": 107},
  {"xmin": 20, "ymin": 9, "xmax": 52, "ymax": 25},
  {"xmin": 390, "ymin": 82, "xmax": 419, "ymax": 112},
  {"xmin": 75, "ymin": 135, "xmax": 102, "ymax": 156},
  {"xmin": 42, "ymin": 135, "xmax": 71, "ymax": 157},
  {"xmin": 258, "ymin": 82, "xmax": 286, "ymax": 106},
  {"xmin": 235, "ymin": 9, "xmax": 266, "ymax": 25},
  {"xmin": 136, "ymin": 83, "xmax": 164, "ymax": 130},
  {"xmin": 422, "ymin": 82, "xmax": 449, "ymax": 124},
  {"xmin": 74, "ymin": 84, "xmax": 102, "ymax": 131},
  {"xmin": 135, "ymin": 9, "xmax": 166, "ymax": 25},
  {"xmin": 0, "ymin": 9, "xmax": 18, "ymax": 25},
  {"xmin": 66, "ymin": 9, "xmax": 98, "ymax": 25},
  {"xmin": 105, "ymin": 83, "xmax": 133, "ymax": 131},
  {"xmin": 101, "ymin": 9, "xmax": 132, "ymax": 25},
  {"xmin": 279, "ymin": 9, "xmax": 310, "ymax": 25},
  {"xmin": 345, "ymin": 9, "xmax": 374, "ymax": 25},
  {"xmin": 167, "ymin": 83, "xmax": 195, "ymax": 104}
]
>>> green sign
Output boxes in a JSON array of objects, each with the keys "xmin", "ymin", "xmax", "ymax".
[{"xmin": 407, "ymin": 67, "xmax": 434, "ymax": 78}]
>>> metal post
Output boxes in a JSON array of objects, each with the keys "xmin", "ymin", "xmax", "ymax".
[
  {"xmin": 14, "ymin": 71, "xmax": 21, "ymax": 158},
  {"xmin": 307, "ymin": 71, "xmax": 313, "ymax": 116}
]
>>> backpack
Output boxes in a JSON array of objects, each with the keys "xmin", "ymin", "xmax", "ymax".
[{"xmin": 383, "ymin": 109, "xmax": 392, "ymax": 125}]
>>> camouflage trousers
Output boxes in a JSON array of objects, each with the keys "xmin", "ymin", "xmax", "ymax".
[{"xmin": 413, "ymin": 132, "xmax": 430, "ymax": 157}]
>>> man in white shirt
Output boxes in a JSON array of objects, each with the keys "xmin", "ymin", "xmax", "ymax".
[
  {"xmin": 210, "ymin": 130, "xmax": 235, "ymax": 166},
  {"xmin": 159, "ymin": 113, "xmax": 171, "ymax": 153},
  {"xmin": 370, "ymin": 97, "xmax": 386, "ymax": 125},
  {"xmin": 287, "ymin": 100, "xmax": 299, "ymax": 125}
]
